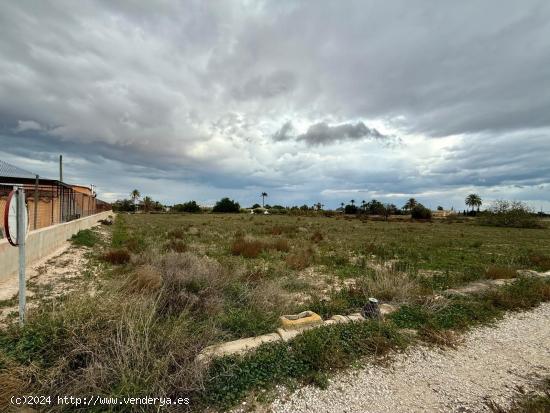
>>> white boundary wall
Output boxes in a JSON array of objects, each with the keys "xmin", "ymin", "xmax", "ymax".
[{"xmin": 0, "ymin": 210, "xmax": 112, "ymax": 283}]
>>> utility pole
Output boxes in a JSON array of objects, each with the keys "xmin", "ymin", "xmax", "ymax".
[
  {"xmin": 59, "ymin": 154, "xmax": 63, "ymax": 182},
  {"xmin": 34, "ymin": 175, "xmax": 39, "ymax": 230},
  {"xmin": 16, "ymin": 187, "xmax": 27, "ymax": 326}
]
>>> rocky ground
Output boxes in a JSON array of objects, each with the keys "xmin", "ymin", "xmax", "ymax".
[{"xmin": 269, "ymin": 302, "xmax": 550, "ymax": 413}]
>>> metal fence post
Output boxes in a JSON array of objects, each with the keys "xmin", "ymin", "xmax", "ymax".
[
  {"xmin": 16, "ymin": 187, "xmax": 26, "ymax": 326},
  {"xmin": 34, "ymin": 175, "xmax": 39, "ymax": 229}
]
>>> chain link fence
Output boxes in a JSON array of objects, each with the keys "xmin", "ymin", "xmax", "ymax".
[{"xmin": 0, "ymin": 180, "xmax": 110, "ymax": 240}]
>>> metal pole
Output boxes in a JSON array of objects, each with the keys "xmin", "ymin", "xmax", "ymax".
[
  {"xmin": 34, "ymin": 175, "xmax": 39, "ymax": 230},
  {"xmin": 16, "ymin": 187, "xmax": 26, "ymax": 326}
]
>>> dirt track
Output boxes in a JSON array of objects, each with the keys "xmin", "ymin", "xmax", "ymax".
[{"xmin": 270, "ymin": 303, "xmax": 550, "ymax": 413}]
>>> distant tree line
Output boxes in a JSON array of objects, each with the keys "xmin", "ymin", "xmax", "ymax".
[{"xmin": 113, "ymin": 190, "xmax": 546, "ymax": 227}]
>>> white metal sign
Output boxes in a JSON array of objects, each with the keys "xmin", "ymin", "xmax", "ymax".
[{"xmin": 4, "ymin": 189, "xmax": 29, "ymax": 246}]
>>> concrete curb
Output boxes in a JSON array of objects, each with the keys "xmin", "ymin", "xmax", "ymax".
[{"xmin": 197, "ymin": 304, "xmax": 400, "ymax": 363}]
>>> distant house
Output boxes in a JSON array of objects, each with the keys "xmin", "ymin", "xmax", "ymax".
[{"xmin": 0, "ymin": 159, "xmax": 108, "ymax": 236}]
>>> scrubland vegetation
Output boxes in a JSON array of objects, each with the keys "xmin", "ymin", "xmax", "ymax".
[{"xmin": 1, "ymin": 212, "xmax": 550, "ymax": 411}]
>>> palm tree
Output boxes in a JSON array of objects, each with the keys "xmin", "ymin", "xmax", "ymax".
[
  {"xmin": 142, "ymin": 196, "xmax": 153, "ymax": 213},
  {"xmin": 465, "ymin": 193, "xmax": 482, "ymax": 212},
  {"xmin": 130, "ymin": 189, "xmax": 140, "ymax": 212},
  {"xmin": 350, "ymin": 199, "xmax": 355, "ymax": 206},
  {"xmin": 403, "ymin": 198, "xmax": 417, "ymax": 212},
  {"xmin": 261, "ymin": 192, "xmax": 268, "ymax": 207},
  {"xmin": 361, "ymin": 200, "xmax": 366, "ymax": 211}
]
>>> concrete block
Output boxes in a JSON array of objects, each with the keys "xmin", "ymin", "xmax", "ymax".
[
  {"xmin": 197, "ymin": 332, "xmax": 281, "ymax": 362},
  {"xmin": 329, "ymin": 315, "xmax": 349, "ymax": 324},
  {"xmin": 379, "ymin": 303, "xmax": 398, "ymax": 316},
  {"xmin": 276, "ymin": 328, "xmax": 303, "ymax": 342},
  {"xmin": 346, "ymin": 313, "xmax": 365, "ymax": 322},
  {"xmin": 279, "ymin": 310, "xmax": 323, "ymax": 331}
]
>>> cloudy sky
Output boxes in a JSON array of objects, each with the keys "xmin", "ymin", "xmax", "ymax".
[{"xmin": 1, "ymin": 1, "xmax": 549, "ymax": 210}]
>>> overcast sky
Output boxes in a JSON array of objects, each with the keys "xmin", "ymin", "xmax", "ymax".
[{"xmin": 1, "ymin": 1, "xmax": 549, "ymax": 210}]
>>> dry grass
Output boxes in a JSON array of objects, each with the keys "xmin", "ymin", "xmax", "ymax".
[
  {"xmin": 167, "ymin": 227, "xmax": 185, "ymax": 239},
  {"xmin": 419, "ymin": 326, "xmax": 461, "ymax": 348},
  {"xmin": 272, "ymin": 238, "xmax": 290, "ymax": 252},
  {"xmin": 156, "ymin": 252, "xmax": 225, "ymax": 316},
  {"xmin": 286, "ymin": 247, "xmax": 314, "ymax": 270},
  {"xmin": 231, "ymin": 237, "xmax": 265, "ymax": 258},
  {"xmin": 311, "ymin": 230, "xmax": 324, "ymax": 243},
  {"xmin": 231, "ymin": 236, "xmax": 290, "ymax": 256},
  {"xmin": 126, "ymin": 265, "xmax": 162, "ymax": 293},
  {"xmin": 103, "ymin": 249, "xmax": 131, "ymax": 265},
  {"xmin": 528, "ymin": 254, "xmax": 550, "ymax": 271},
  {"xmin": 359, "ymin": 264, "xmax": 422, "ymax": 301},
  {"xmin": 485, "ymin": 266, "xmax": 517, "ymax": 280},
  {"xmin": 165, "ymin": 239, "xmax": 188, "ymax": 253}
]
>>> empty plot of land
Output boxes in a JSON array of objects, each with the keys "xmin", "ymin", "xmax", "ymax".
[{"xmin": 270, "ymin": 303, "xmax": 550, "ymax": 413}]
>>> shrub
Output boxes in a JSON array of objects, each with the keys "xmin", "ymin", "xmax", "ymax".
[
  {"xmin": 478, "ymin": 200, "xmax": 542, "ymax": 229},
  {"xmin": 359, "ymin": 265, "xmax": 422, "ymax": 301},
  {"xmin": 310, "ymin": 231, "xmax": 324, "ymax": 243},
  {"xmin": 127, "ymin": 265, "xmax": 162, "ymax": 293},
  {"xmin": 167, "ymin": 227, "xmax": 185, "ymax": 239},
  {"xmin": 485, "ymin": 266, "xmax": 517, "ymax": 280},
  {"xmin": 286, "ymin": 247, "xmax": 314, "ymax": 270},
  {"xmin": 165, "ymin": 239, "xmax": 188, "ymax": 253},
  {"xmin": 212, "ymin": 197, "xmax": 240, "ymax": 213},
  {"xmin": 527, "ymin": 254, "xmax": 550, "ymax": 271},
  {"xmin": 219, "ymin": 307, "xmax": 277, "ymax": 337},
  {"xmin": 70, "ymin": 229, "xmax": 98, "ymax": 247},
  {"xmin": 172, "ymin": 201, "xmax": 201, "ymax": 213},
  {"xmin": 411, "ymin": 204, "xmax": 432, "ymax": 220},
  {"xmin": 344, "ymin": 204, "xmax": 358, "ymax": 214},
  {"xmin": 103, "ymin": 249, "xmax": 131, "ymax": 265},
  {"xmin": 231, "ymin": 237, "xmax": 265, "ymax": 258},
  {"xmin": 272, "ymin": 238, "xmax": 290, "ymax": 252},
  {"xmin": 156, "ymin": 252, "xmax": 224, "ymax": 316}
]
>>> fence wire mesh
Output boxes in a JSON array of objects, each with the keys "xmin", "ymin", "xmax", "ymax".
[{"xmin": 0, "ymin": 181, "xmax": 109, "ymax": 240}]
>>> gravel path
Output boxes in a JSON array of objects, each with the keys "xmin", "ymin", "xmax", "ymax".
[{"xmin": 270, "ymin": 303, "xmax": 550, "ymax": 413}]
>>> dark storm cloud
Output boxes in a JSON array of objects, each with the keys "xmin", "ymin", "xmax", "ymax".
[
  {"xmin": 297, "ymin": 122, "xmax": 386, "ymax": 145},
  {"xmin": 272, "ymin": 121, "xmax": 295, "ymax": 142},
  {"xmin": 273, "ymin": 121, "xmax": 388, "ymax": 145}
]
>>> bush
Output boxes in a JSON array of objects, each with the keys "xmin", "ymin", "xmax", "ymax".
[
  {"xmin": 310, "ymin": 231, "xmax": 324, "ymax": 243},
  {"xmin": 272, "ymin": 238, "xmax": 290, "ymax": 252},
  {"xmin": 231, "ymin": 238, "xmax": 265, "ymax": 258},
  {"xmin": 103, "ymin": 249, "xmax": 131, "ymax": 265},
  {"xmin": 127, "ymin": 265, "xmax": 162, "ymax": 293},
  {"xmin": 528, "ymin": 254, "xmax": 550, "ymax": 271},
  {"xmin": 212, "ymin": 198, "xmax": 240, "ymax": 213},
  {"xmin": 485, "ymin": 266, "xmax": 517, "ymax": 280},
  {"xmin": 478, "ymin": 200, "xmax": 542, "ymax": 229},
  {"xmin": 172, "ymin": 201, "xmax": 201, "ymax": 213},
  {"xmin": 344, "ymin": 204, "xmax": 358, "ymax": 214},
  {"xmin": 411, "ymin": 204, "xmax": 432, "ymax": 220},
  {"xmin": 286, "ymin": 247, "xmax": 314, "ymax": 270},
  {"xmin": 165, "ymin": 239, "xmax": 188, "ymax": 253},
  {"xmin": 156, "ymin": 252, "xmax": 224, "ymax": 316},
  {"xmin": 167, "ymin": 227, "xmax": 185, "ymax": 239},
  {"xmin": 70, "ymin": 229, "xmax": 98, "ymax": 247}
]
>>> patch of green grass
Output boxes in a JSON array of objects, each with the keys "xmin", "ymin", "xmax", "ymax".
[
  {"xmin": 219, "ymin": 307, "xmax": 278, "ymax": 337},
  {"xmin": 0, "ymin": 298, "xmax": 16, "ymax": 308},
  {"xmin": 0, "ymin": 312, "xmax": 67, "ymax": 367},
  {"xmin": 391, "ymin": 277, "xmax": 550, "ymax": 331},
  {"xmin": 203, "ymin": 320, "xmax": 406, "ymax": 408},
  {"xmin": 70, "ymin": 229, "xmax": 98, "ymax": 247}
]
